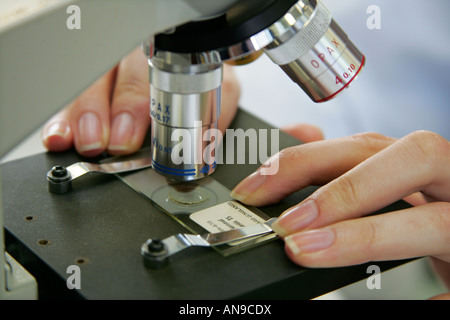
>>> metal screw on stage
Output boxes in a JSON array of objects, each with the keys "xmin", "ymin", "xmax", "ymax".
[
  {"xmin": 47, "ymin": 165, "xmax": 72, "ymax": 194},
  {"xmin": 141, "ymin": 239, "xmax": 169, "ymax": 269}
]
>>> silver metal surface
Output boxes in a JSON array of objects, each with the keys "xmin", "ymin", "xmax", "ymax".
[
  {"xmin": 144, "ymin": 218, "xmax": 276, "ymax": 259},
  {"xmin": 264, "ymin": 0, "xmax": 331, "ymax": 64},
  {"xmin": 264, "ymin": 0, "xmax": 365, "ymax": 102},
  {"xmin": 46, "ymin": 156, "xmax": 153, "ymax": 194},
  {"xmin": 150, "ymin": 61, "xmax": 223, "ymax": 94},
  {"xmin": 66, "ymin": 157, "xmax": 152, "ymax": 181},
  {"xmin": 150, "ymin": 87, "xmax": 220, "ymax": 127},
  {"xmin": 149, "ymin": 54, "xmax": 222, "ymax": 181},
  {"xmin": 150, "ymin": 119, "xmax": 219, "ymax": 180}
]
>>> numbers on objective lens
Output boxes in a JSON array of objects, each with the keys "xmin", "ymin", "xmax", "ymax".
[{"xmin": 336, "ymin": 64, "xmax": 357, "ymax": 85}]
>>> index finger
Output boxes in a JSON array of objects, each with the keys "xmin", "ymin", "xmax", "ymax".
[{"xmin": 231, "ymin": 132, "xmax": 395, "ymax": 206}]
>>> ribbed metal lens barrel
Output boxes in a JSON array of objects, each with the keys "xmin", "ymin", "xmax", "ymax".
[
  {"xmin": 264, "ymin": 0, "xmax": 365, "ymax": 102},
  {"xmin": 149, "ymin": 62, "xmax": 222, "ymax": 181}
]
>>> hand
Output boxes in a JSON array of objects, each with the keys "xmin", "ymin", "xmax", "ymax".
[
  {"xmin": 42, "ymin": 47, "xmax": 240, "ymax": 157},
  {"xmin": 231, "ymin": 130, "xmax": 450, "ymax": 296}
]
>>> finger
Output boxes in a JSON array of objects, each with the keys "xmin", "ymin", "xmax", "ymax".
[
  {"xmin": 67, "ymin": 68, "xmax": 117, "ymax": 157},
  {"xmin": 273, "ymin": 130, "xmax": 450, "ymax": 237},
  {"xmin": 42, "ymin": 107, "xmax": 74, "ymax": 152},
  {"xmin": 281, "ymin": 123, "xmax": 324, "ymax": 143},
  {"xmin": 283, "ymin": 202, "xmax": 450, "ymax": 268},
  {"xmin": 107, "ymin": 47, "xmax": 150, "ymax": 155},
  {"xmin": 217, "ymin": 64, "xmax": 240, "ymax": 134},
  {"xmin": 403, "ymin": 192, "xmax": 432, "ymax": 207},
  {"xmin": 230, "ymin": 132, "xmax": 395, "ymax": 206},
  {"xmin": 43, "ymin": 68, "xmax": 116, "ymax": 156}
]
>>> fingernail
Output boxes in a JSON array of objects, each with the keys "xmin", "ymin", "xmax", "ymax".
[
  {"xmin": 285, "ymin": 229, "xmax": 335, "ymax": 256},
  {"xmin": 272, "ymin": 200, "xmax": 318, "ymax": 237},
  {"xmin": 43, "ymin": 121, "xmax": 70, "ymax": 141},
  {"xmin": 108, "ymin": 112, "xmax": 135, "ymax": 151},
  {"xmin": 230, "ymin": 170, "xmax": 266, "ymax": 202},
  {"xmin": 78, "ymin": 112, "xmax": 103, "ymax": 152}
]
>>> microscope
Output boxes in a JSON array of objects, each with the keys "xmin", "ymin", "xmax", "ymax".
[
  {"xmin": 1, "ymin": 0, "xmax": 382, "ymax": 300},
  {"xmin": 146, "ymin": 0, "xmax": 364, "ymax": 181}
]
